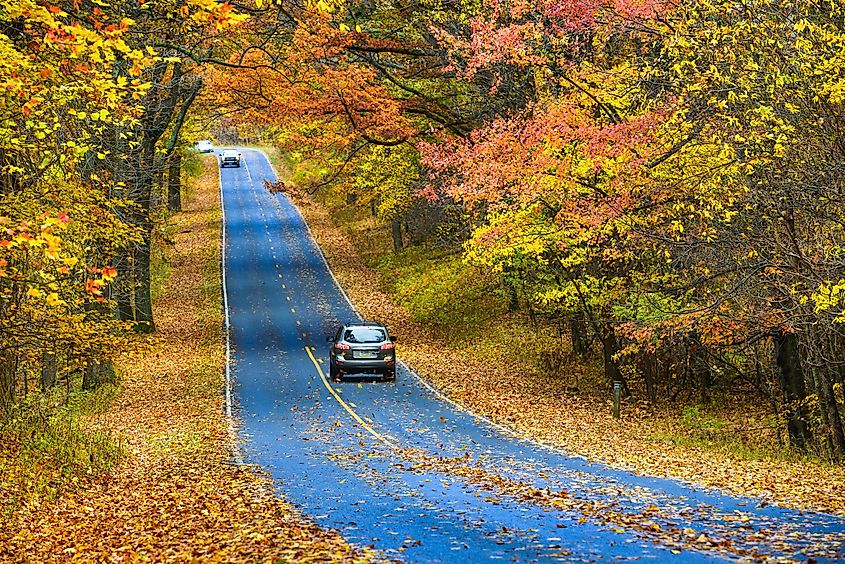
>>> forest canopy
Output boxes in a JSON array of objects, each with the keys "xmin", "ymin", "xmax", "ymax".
[{"xmin": 3, "ymin": 0, "xmax": 845, "ymax": 461}]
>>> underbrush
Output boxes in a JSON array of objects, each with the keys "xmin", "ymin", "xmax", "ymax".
[
  {"xmin": 1, "ymin": 160, "xmax": 201, "ymax": 522},
  {"xmin": 0, "ymin": 383, "xmax": 122, "ymax": 516},
  {"xmin": 644, "ymin": 401, "xmax": 815, "ymax": 464},
  {"xmin": 375, "ymin": 247, "xmax": 505, "ymax": 333}
]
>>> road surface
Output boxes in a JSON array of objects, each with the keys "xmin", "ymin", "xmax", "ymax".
[{"xmin": 220, "ymin": 148, "xmax": 845, "ymax": 562}]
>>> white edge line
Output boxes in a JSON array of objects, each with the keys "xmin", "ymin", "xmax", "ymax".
[
  {"xmin": 255, "ymin": 149, "xmax": 575, "ymax": 460},
  {"xmin": 218, "ymin": 153, "xmax": 244, "ymax": 465}
]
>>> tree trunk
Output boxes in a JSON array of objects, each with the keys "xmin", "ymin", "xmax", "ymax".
[
  {"xmin": 391, "ymin": 218, "xmax": 403, "ymax": 252},
  {"xmin": 815, "ymin": 366, "xmax": 845, "ymax": 460},
  {"xmin": 570, "ymin": 319, "xmax": 589, "ymax": 355},
  {"xmin": 151, "ymin": 166, "xmax": 164, "ymax": 210},
  {"xmin": 132, "ymin": 232, "xmax": 155, "ymax": 333},
  {"xmin": 774, "ymin": 330, "xmax": 812, "ymax": 450},
  {"xmin": 40, "ymin": 352, "xmax": 57, "ymax": 391},
  {"xmin": 115, "ymin": 253, "xmax": 134, "ymax": 325},
  {"xmin": 690, "ymin": 337, "xmax": 712, "ymax": 404},
  {"xmin": 500, "ymin": 272, "xmax": 519, "ymax": 312},
  {"xmin": 641, "ymin": 353, "xmax": 657, "ymax": 403},
  {"xmin": 0, "ymin": 350, "xmax": 15, "ymax": 412},
  {"xmin": 116, "ymin": 140, "xmax": 156, "ymax": 332},
  {"xmin": 116, "ymin": 219, "xmax": 155, "ymax": 333},
  {"xmin": 601, "ymin": 331, "xmax": 629, "ymax": 396},
  {"xmin": 168, "ymin": 153, "xmax": 182, "ymax": 212},
  {"xmin": 81, "ymin": 359, "xmax": 114, "ymax": 391},
  {"xmin": 82, "ymin": 360, "xmax": 99, "ymax": 391}
]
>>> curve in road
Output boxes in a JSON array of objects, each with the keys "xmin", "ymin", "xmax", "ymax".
[{"xmin": 221, "ymin": 148, "xmax": 845, "ymax": 563}]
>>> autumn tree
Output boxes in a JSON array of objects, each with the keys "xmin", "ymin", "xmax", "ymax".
[
  {"xmin": 633, "ymin": 0, "xmax": 845, "ymax": 456},
  {"xmin": 0, "ymin": 0, "xmax": 142, "ymax": 409},
  {"xmin": 0, "ymin": 0, "xmax": 245, "ymax": 415},
  {"xmin": 58, "ymin": 0, "xmax": 247, "ymax": 332},
  {"xmin": 423, "ymin": 0, "xmax": 845, "ymax": 457}
]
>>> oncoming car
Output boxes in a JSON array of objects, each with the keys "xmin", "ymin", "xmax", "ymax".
[
  {"xmin": 195, "ymin": 140, "xmax": 214, "ymax": 153},
  {"xmin": 328, "ymin": 322, "xmax": 397, "ymax": 382},
  {"xmin": 220, "ymin": 149, "xmax": 242, "ymax": 168}
]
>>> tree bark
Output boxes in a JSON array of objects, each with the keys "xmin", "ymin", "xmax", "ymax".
[
  {"xmin": 82, "ymin": 359, "xmax": 115, "ymax": 391},
  {"xmin": 570, "ymin": 319, "xmax": 589, "ymax": 355},
  {"xmin": 0, "ymin": 350, "xmax": 15, "ymax": 412},
  {"xmin": 816, "ymin": 366, "xmax": 845, "ymax": 460},
  {"xmin": 151, "ymin": 166, "xmax": 164, "ymax": 210},
  {"xmin": 601, "ymin": 331, "xmax": 629, "ymax": 396},
  {"xmin": 40, "ymin": 352, "xmax": 57, "ymax": 392},
  {"xmin": 116, "ymin": 172, "xmax": 155, "ymax": 332},
  {"xmin": 82, "ymin": 360, "xmax": 99, "ymax": 391},
  {"xmin": 131, "ymin": 231, "xmax": 155, "ymax": 333},
  {"xmin": 774, "ymin": 330, "xmax": 812, "ymax": 450},
  {"xmin": 167, "ymin": 153, "xmax": 182, "ymax": 212},
  {"xmin": 391, "ymin": 218, "xmax": 403, "ymax": 252},
  {"xmin": 640, "ymin": 353, "xmax": 657, "ymax": 403},
  {"xmin": 689, "ymin": 336, "xmax": 712, "ymax": 404}
]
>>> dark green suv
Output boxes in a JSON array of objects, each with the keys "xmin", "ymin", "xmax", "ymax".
[{"xmin": 328, "ymin": 322, "xmax": 397, "ymax": 382}]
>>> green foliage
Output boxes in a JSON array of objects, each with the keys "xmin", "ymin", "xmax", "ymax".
[
  {"xmin": 377, "ymin": 246, "xmax": 505, "ymax": 330},
  {"xmin": 151, "ymin": 232, "xmax": 174, "ymax": 303},
  {"xmin": 181, "ymin": 150, "xmax": 207, "ymax": 184},
  {"xmin": 352, "ymin": 144, "xmax": 420, "ymax": 222}
]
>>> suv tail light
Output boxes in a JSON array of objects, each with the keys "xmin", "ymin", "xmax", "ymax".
[
  {"xmin": 380, "ymin": 342, "xmax": 394, "ymax": 350},
  {"xmin": 336, "ymin": 342, "xmax": 350, "ymax": 350}
]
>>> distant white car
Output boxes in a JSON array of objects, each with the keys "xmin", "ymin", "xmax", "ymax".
[
  {"xmin": 196, "ymin": 140, "xmax": 214, "ymax": 153},
  {"xmin": 220, "ymin": 149, "xmax": 241, "ymax": 168}
]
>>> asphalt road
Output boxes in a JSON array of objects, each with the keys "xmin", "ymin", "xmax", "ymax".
[{"xmin": 220, "ymin": 149, "xmax": 845, "ymax": 562}]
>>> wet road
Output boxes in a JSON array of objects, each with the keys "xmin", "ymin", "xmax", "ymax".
[{"xmin": 221, "ymin": 148, "xmax": 845, "ymax": 562}]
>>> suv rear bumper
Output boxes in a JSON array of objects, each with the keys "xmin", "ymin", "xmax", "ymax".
[{"xmin": 333, "ymin": 357, "xmax": 394, "ymax": 373}]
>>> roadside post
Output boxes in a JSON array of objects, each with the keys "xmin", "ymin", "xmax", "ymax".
[{"xmin": 612, "ymin": 381, "xmax": 621, "ymax": 419}]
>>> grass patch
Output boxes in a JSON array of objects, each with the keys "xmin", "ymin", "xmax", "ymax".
[{"xmin": 150, "ymin": 241, "xmax": 172, "ymax": 302}]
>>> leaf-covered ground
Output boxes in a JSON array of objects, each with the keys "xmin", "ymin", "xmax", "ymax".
[
  {"xmin": 0, "ymin": 160, "xmax": 366, "ymax": 562},
  {"xmin": 281, "ymin": 183, "xmax": 845, "ymax": 518}
]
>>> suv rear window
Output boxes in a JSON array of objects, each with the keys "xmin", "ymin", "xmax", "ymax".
[{"xmin": 343, "ymin": 327, "xmax": 386, "ymax": 343}]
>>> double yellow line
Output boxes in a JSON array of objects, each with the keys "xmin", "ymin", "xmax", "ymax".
[{"xmin": 304, "ymin": 347, "xmax": 397, "ymax": 449}]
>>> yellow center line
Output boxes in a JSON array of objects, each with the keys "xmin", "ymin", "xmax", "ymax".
[{"xmin": 304, "ymin": 347, "xmax": 397, "ymax": 449}]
